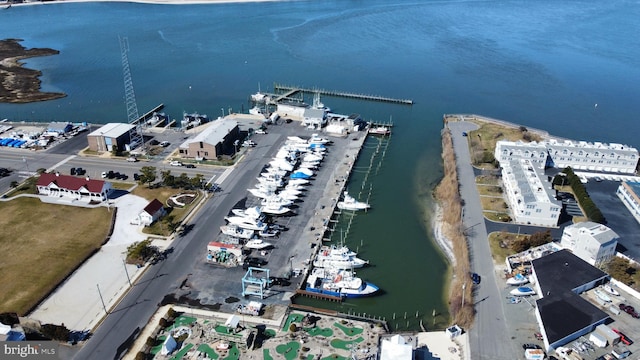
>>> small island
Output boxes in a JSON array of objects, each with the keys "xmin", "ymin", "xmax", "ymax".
[{"xmin": 0, "ymin": 38, "xmax": 66, "ymax": 103}]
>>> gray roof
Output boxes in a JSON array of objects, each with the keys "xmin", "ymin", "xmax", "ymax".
[
  {"xmin": 87, "ymin": 123, "xmax": 134, "ymax": 138},
  {"xmin": 567, "ymin": 222, "xmax": 619, "ymax": 245},
  {"xmin": 303, "ymin": 108, "xmax": 325, "ymax": 119},
  {"xmin": 180, "ymin": 119, "xmax": 238, "ymax": 148}
]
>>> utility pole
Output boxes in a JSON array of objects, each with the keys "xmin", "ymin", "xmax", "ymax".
[{"xmin": 96, "ymin": 284, "xmax": 108, "ymax": 314}]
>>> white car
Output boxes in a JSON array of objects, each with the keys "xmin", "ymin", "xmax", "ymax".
[
  {"xmin": 170, "ymin": 161, "xmax": 183, "ymax": 166},
  {"xmin": 126, "ymin": 157, "xmax": 138, "ymax": 162},
  {"xmin": 254, "ymin": 129, "xmax": 267, "ymax": 135},
  {"xmin": 160, "ymin": 141, "xmax": 170, "ymax": 147},
  {"xmin": 242, "ymin": 140, "xmax": 257, "ymax": 147},
  {"xmin": 101, "ymin": 171, "xmax": 107, "ymax": 178}
]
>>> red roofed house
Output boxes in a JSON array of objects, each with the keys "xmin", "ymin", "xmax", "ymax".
[
  {"xmin": 135, "ymin": 199, "xmax": 166, "ymax": 226},
  {"xmin": 36, "ymin": 172, "xmax": 112, "ymax": 203}
]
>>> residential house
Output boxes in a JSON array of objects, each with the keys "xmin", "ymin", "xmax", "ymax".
[{"xmin": 136, "ymin": 199, "xmax": 166, "ymax": 226}]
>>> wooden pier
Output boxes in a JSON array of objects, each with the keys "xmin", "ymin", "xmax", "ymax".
[
  {"xmin": 294, "ymin": 289, "xmax": 343, "ymax": 302},
  {"xmin": 133, "ymin": 103, "xmax": 164, "ymax": 125},
  {"xmin": 273, "ymin": 84, "xmax": 413, "ymax": 105}
]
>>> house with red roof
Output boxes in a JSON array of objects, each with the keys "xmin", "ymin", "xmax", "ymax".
[
  {"xmin": 133, "ymin": 199, "xmax": 166, "ymax": 226},
  {"xmin": 36, "ymin": 172, "xmax": 112, "ymax": 203}
]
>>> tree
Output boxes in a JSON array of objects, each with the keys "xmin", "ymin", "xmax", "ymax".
[
  {"xmin": 139, "ymin": 166, "xmax": 157, "ymax": 187},
  {"xmin": 190, "ymin": 174, "xmax": 205, "ymax": 189},
  {"xmin": 111, "ymin": 144, "xmax": 120, "ymax": 157},
  {"xmin": 161, "ymin": 170, "xmax": 175, "ymax": 187}
]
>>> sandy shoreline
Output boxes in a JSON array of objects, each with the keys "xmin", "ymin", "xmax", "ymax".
[{"xmin": 432, "ymin": 203, "xmax": 456, "ymax": 266}]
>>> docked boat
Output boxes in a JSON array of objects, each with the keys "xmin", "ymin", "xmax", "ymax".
[
  {"xmin": 313, "ymin": 245, "xmax": 369, "ymax": 270},
  {"xmin": 220, "ymin": 225, "xmax": 255, "ymax": 240},
  {"xmin": 288, "ymin": 179, "xmax": 310, "ymax": 186},
  {"xmin": 244, "ymin": 239, "xmax": 273, "ymax": 250},
  {"xmin": 603, "ymin": 283, "xmax": 620, "ymax": 296},
  {"xmin": 290, "ymin": 171, "xmax": 312, "ymax": 180},
  {"xmin": 506, "ymin": 273, "xmax": 529, "ymax": 286},
  {"xmin": 248, "ymin": 187, "xmax": 276, "ymax": 199},
  {"xmin": 309, "ymin": 133, "xmax": 331, "ymax": 145},
  {"xmin": 337, "ymin": 191, "xmax": 370, "ymax": 211},
  {"xmin": 368, "ymin": 126, "xmax": 390, "ymax": 136},
  {"xmin": 510, "ymin": 286, "xmax": 536, "ymax": 296},
  {"xmin": 305, "ymin": 267, "xmax": 379, "ymax": 299},
  {"xmin": 594, "ymin": 288, "xmax": 612, "ymax": 303},
  {"xmin": 224, "ymin": 216, "xmax": 268, "ymax": 231},
  {"xmin": 262, "ymin": 196, "xmax": 294, "ymax": 208},
  {"xmin": 230, "ymin": 206, "xmax": 265, "ymax": 220},
  {"xmin": 181, "ymin": 112, "xmax": 209, "ymax": 129},
  {"xmin": 249, "ymin": 106, "xmax": 264, "ymax": 115}
]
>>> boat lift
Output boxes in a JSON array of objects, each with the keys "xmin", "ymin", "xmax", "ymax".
[{"xmin": 241, "ymin": 267, "xmax": 270, "ymax": 299}]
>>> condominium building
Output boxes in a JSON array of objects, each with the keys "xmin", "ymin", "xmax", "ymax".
[
  {"xmin": 560, "ymin": 222, "xmax": 618, "ymax": 266},
  {"xmin": 617, "ymin": 181, "xmax": 640, "ymax": 225},
  {"xmin": 501, "ymin": 158, "xmax": 561, "ymax": 227}
]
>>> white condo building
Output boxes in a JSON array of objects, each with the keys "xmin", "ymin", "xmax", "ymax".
[
  {"xmin": 617, "ymin": 181, "xmax": 640, "ymax": 225},
  {"xmin": 501, "ymin": 158, "xmax": 562, "ymax": 227},
  {"xmin": 495, "ymin": 139, "xmax": 639, "ymax": 174},
  {"xmin": 560, "ymin": 222, "xmax": 618, "ymax": 266}
]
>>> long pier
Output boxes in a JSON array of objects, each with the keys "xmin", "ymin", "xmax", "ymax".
[
  {"xmin": 273, "ymin": 84, "xmax": 413, "ymax": 105},
  {"xmin": 134, "ymin": 103, "xmax": 164, "ymax": 125}
]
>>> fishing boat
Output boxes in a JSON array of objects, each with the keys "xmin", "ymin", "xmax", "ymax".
[
  {"xmin": 309, "ymin": 133, "xmax": 331, "ymax": 145},
  {"xmin": 337, "ymin": 191, "xmax": 370, "ymax": 211},
  {"xmin": 261, "ymin": 204, "xmax": 292, "ymax": 215},
  {"xmin": 368, "ymin": 126, "xmax": 390, "ymax": 136},
  {"xmin": 244, "ymin": 239, "xmax": 273, "ymax": 250},
  {"xmin": 506, "ymin": 273, "xmax": 529, "ymax": 286},
  {"xmin": 290, "ymin": 171, "xmax": 312, "ymax": 180},
  {"xmin": 603, "ymin": 283, "xmax": 620, "ymax": 296},
  {"xmin": 248, "ymin": 187, "xmax": 276, "ymax": 199},
  {"xmin": 249, "ymin": 106, "xmax": 264, "ymax": 115},
  {"xmin": 305, "ymin": 267, "xmax": 379, "ymax": 298},
  {"xmin": 594, "ymin": 288, "xmax": 612, "ymax": 303},
  {"xmin": 288, "ymin": 179, "xmax": 310, "ymax": 186},
  {"xmin": 509, "ymin": 286, "xmax": 536, "ymax": 296},
  {"xmin": 220, "ymin": 225, "xmax": 255, "ymax": 240},
  {"xmin": 313, "ymin": 245, "xmax": 369, "ymax": 270},
  {"xmin": 224, "ymin": 216, "xmax": 268, "ymax": 231},
  {"xmin": 230, "ymin": 206, "xmax": 265, "ymax": 221}
]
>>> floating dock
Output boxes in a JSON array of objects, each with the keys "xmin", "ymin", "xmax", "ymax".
[{"xmin": 273, "ymin": 84, "xmax": 413, "ymax": 105}]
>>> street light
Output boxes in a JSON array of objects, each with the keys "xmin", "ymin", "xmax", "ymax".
[{"xmin": 461, "ymin": 283, "xmax": 467, "ymax": 308}]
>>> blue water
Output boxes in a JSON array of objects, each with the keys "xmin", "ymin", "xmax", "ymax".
[{"xmin": 2, "ymin": 0, "xmax": 640, "ymax": 329}]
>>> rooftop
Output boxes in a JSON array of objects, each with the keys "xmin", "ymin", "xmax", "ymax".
[
  {"xmin": 37, "ymin": 173, "xmax": 107, "ymax": 193},
  {"xmin": 88, "ymin": 123, "xmax": 134, "ymax": 138},
  {"xmin": 180, "ymin": 119, "xmax": 238, "ymax": 148},
  {"xmin": 533, "ymin": 249, "xmax": 609, "ymax": 295},
  {"xmin": 564, "ymin": 222, "xmax": 619, "ymax": 245}
]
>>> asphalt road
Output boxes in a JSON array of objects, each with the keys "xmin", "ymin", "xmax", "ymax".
[
  {"xmin": 66, "ymin": 122, "xmax": 342, "ymax": 360},
  {"xmin": 447, "ymin": 121, "xmax": 518, "ymax": 360}
]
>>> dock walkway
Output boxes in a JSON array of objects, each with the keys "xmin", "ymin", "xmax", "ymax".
[{"xmin": 274, "ymin": 84, "xmax": 413, "ymax": 105}]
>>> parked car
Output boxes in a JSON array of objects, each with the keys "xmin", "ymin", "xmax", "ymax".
[
  {"xmin": 612, "ymin": 328, "xmax": 633, "ymax": 345},
  {"xmin": 619, "ymin": 303, "xmax": 640, "ymax": 318},
  {"xmin": 101, "ymin": 171, "xmax": 107, "ymax": 179},
  {"xmin": 70, "ymin": 167, "xmax": 77, "ymax": 175},
  {"xmin": 462, "ymin": 132, "xmax": 468, "ymax": 136},
  {"xmin": 470, "ymin": 272, "xmax": 481, "ymax": 285},
  {"xmin": 242, "ymin": 140, "xmax": 257, "ymax": 147},
  {"xmin": 254, "ymin": 129, "xmax": 267, "ymax": 135},
  {"xmin": 126, "ymin": 157, "xmax": 138, "ymax": 162},
  {"xmin": 170, "ymin": 161, "xmax": 183, "ymax": 167},
  {"xmin": 243, "ymin": 257, "xmax": 268, "ymax": 266},
  {"xmin": 133, "ymin": 173, "xmax": 141, "ymax": 181},
  {"xmin": 160, "ymin": 141, "xmax": 170, "ymax": 147},
  {"xmin": 75, "ymin": 167, "xmax": 85, "ymax": 176},
  {"xmin": 185, "ymin": 164, "xmax": 196, "ymax": 168},
  {"xmin": 522, "ymin": 344, "xmax": 542, "ymax": 350}
]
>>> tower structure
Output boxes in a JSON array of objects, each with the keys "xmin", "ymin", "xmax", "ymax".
[{"xmin": 119, "ymin": 36, "xmax": 143, "ymax": 151}]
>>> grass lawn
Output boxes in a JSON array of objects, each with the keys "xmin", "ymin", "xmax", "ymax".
[
  {"xmin": 480, "ymin": 196, "xmax": 508, "ymax": 212},
  {"xmin": 131, "ymin": 186, "xmax": 199, "ymax": 236},
  {"xmin": 275, "ymin": 341, "xmax": 300, "ymax": 360},
  {"xmin": 488, "ymin": 232, "xmax": 521, "ymax": 263},
  {"xmin": 468, "ymin": 120, "xmax": 543, "ymax": 160},
  {"xmin": 475, "ymin": 175, "xmax": 500, "ymax": 186},
  {"xmin": 333, "ymin": 322, "xmax": 363, "ymax": 337},
  {"xmin": 0, "ymin": 197, "xmax": 111, "ymax": 315},
  {"xmin": 477, "ymin": 185, "xmax": 503, "ymax": 196}
]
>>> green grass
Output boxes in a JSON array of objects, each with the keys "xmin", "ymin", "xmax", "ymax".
[
  {"xmin": 0, "ymin": 197, "xmax": 112, "ymax": 315},
  {"xmin": 305, "ymin": 326, "xmax": 333, "ymax": 337},
  {"xmin": 170, "ymin": 343, "xmax": 193, "ymax": 360},
  {"xmin": 330, "ymin": 337, "xmax": 364, "ymax": 350},
  {"xmin": 263, "ymin": 349, "xmax": 274, "ymax": 360},
  {"xmin": 321, "ymin": 356, "xmax": 348, "ymax": 360},
  {"xmin": 275, "ymin": 341, "xmax": 300, "ymax": 360},
  {"xmin": 488, "ymin": 232, "xmax": 523, "ymax": 263},
  {"xmin": 150, "ymin": 335, "xmax": 167, "ymax": 355},
  {"xmin": 282, "ymin": 313, "xmax": 305, "ymax": 331},
  {"xmin": 222, "ymin": 344, "xmax": 240, "ymax": 360},
  {"xmin": 196, "ymin": 344, "xmax": 219, "ymax": 359},
  {"xmin": 131, "ymin": 186, "xmax": 199, "ymax": 236},
  {"xmin": 333, "ymin": 322, "xmax": 363, "ymax": 337}
]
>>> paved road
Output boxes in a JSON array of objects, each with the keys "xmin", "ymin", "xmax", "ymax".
[{"xmin": 447, "ymin": 121, "xmax": 518, "ymax": 360}]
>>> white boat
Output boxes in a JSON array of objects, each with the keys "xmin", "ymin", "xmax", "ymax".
[
  {"xmin": 309, "ymin": 133, "xmax": 331, "ymax": 145},
  {"xmin": 220, "ymin": 225, "xmax": 255, "ymax": 239},
  {"xmin": 264, "ymin": 167, "xmax": 288, "ymax": 177},
  {"xmin": 313, "ymin": 245, "xmax": 369, "ymax": 270},
  {"xmin": 244, "ymin": 239, "xmax": 273, "ymax": 250},
  {"xmin": 306, "ymin": 267, "xmax": 379, "ymax": 299},
  {"xmin": 368, "ymin": 126, "xmax": 390, "ymax": 136},
  {"xmin": 288, "ymin": 179, "xmax": 310, "ymax": 186},
  {"xmin": 249, "ymin": 106, "xmax": 264, "ymax": 115},
  {"xmin": 248, "ymin": 187, "xmax": 276, "ymax": 199},
  {"xmin": 224, "ymin": 216, "xmax": 268, "ymax": 231},
  {"xmin": 261, "ymin": 196, "xmax": 294, "ymax": 207},
  {"xmin": 258, "ymin": 228, "xmax": 279, "ymax": 238},
  {"xmin": 279, "ymin": 187, "xmax": 303, "ymax": 196},
  {"xmin": 261, "ymin": 204, "xmax": 292, "ymax": 215},
  {"xmin": 506, "ymin": 273, "xmax": 529, "ymax": 286},
  {"xmin": 269, "ymin": 160, "xmax": 294, "ymax": 172},
  {"xmin": 510, "ymin": 286, "xmax": 536, "ymax": 296},
  {"xmin": 230, "ymin": 206, "xmax": 264, "ymax": 220},
  {"xmin": 603, "ymin": 284, "xmax": 620, "ymax": 296},
  {"xmin": 274, "ymin": 191, "xmax": 299, "ymax": 201},
  {"xmin": 337, "ymin": 191, "xmax": 370, "ymax": 211},
  {"xmin": 594, "ymin": 288, "xmax": 612, "ymax": 303}
]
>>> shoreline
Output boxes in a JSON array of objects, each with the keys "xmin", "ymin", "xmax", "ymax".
[
  {"xmin": 432, "ymin": 202, "xmax": 456, "ymax": 266},
  {"xmin": 3, "ymin": 0, "xmax": 285, "ymax": 6}
]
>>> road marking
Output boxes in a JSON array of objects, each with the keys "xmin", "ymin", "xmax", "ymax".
[
  {"xmin": 47, "ymin": 155, "xmax": 77, "ymax": 173},
  {"xmin": 208, "ymin": 167, "xmax": 234, "ymax": 186}
]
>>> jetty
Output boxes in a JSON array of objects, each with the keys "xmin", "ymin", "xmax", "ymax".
[
  {"xmin": 133, "ymin": 103, "xmax": 164, "ymax": 125},
  {"xmin": 273, "ymin": 84, "xmax": 413, "ymax": 105}
]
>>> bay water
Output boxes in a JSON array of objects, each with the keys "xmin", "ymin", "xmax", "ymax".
[{"xmin": 1, "ymin": 0, "xmax": 639, "ymax": 330}]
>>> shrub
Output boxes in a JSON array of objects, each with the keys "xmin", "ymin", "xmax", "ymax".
[
  {"xmin": 167, "ymin": 308, "xmax": 177, "ymax": 319},
  {"xmin": 146, "ymin": 336, "xmax": 155, "ymax": 347},
  {"xmin": 159, "ymin": 318, "xmax": 169, "ymax": 328},
  {"xmin": 289, "ymin": 323, "xmax": 297, "ymax": 332},
  {"xmin": 135, "ymin": 352, "xmax": 147, "ymax": 360},
  {"xmin": 40, "ymin": 323, "xmax": 70, "ymax": 342}
]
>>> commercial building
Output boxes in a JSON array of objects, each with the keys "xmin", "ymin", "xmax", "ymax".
[
  {"xmin": 500, "ymin": 158, "xmax": 562, "ymax": 226},
  {"xmin": 36, "ymin": 172, "xmax": 112, "ymax": 203},
  {"xmin": 86, "ymin": 123, "xmax": 135, "ymax": 152},
  {"xmin": 617, "ymin": 181, "xmax": 640, "ymax": 225},
  {"xmin": 531, "ymin": 250, "xmax": 610, "ymax": 351},
  {"xmin": 178, "ymin": 119, "xmax": 240, "ymax": 160},
  {"xmin": 560, "ymin": 222, "xmax": 618, "ymax": 267}
]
